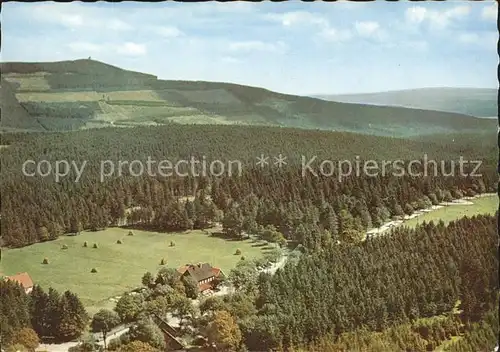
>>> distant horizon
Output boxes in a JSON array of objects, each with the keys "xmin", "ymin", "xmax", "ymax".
[
  {"xmin": 312, "ymin": 86, "xmax": 497, "ymax": 96},
  {"xmin": 2, "ymin": 1, "xmax": 497, "ymax": 96},
  {"xmin": 1, "ymin": 57, "xmax": 497, "ymax": 98}
]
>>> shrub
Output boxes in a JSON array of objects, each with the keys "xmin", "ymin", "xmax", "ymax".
[
  {"xmin": 170, "ymin": 241, "xmax": 175, "ymax": 247},
  {"xmin": 160, "ymin": 258, "xmax": 166, "ymax": 265},
  {"xmin": 117, "ymin": 239, "xmax": 123, "ymax": 244},
  {"xmin": 235, "ymin": 249, "xmax": 242, "ymax": 255},
  {"xmin": 193, "ymin": 335, "xmax": 208, "ymax": 347},
  {"xmin": 61, "ymin": 244, "xmax": 68, "ymax": 250},
  {"xmin": 83, "ymin": 241, "xmax": 88, "ymax": 247},
  {"xmin": 119, "ymin": 332, "xmax": 130, "ymax": 345},
  {"xmin": 264, "ymin": 248, "xmax": 282, "ymax": 263},
  {"xmin": 10, "ymin": 327, "xmax": 39, "ymax": 351},
  {"xmin": 91, "ymin": 268, "xmax": 98, "ymax": 273},
  {"xmin": 107, "ymin": 337, "xmax": 122, "ymax": 350},
  {"xmin": 42, "ymin": 258, "xmax": 49, "ymax": 264},
  {"xmin": 6, "ymin": 344, "xmax": 28, "ymax": 352},
  {"xmin": 93, "ymin": 243, "xmax": 98, "ymax": 249},
  {"xmin": 127, "ymin": 231, "xmax": 134, "ymax": 236},
  {"xmin": 240, "ymin": 256, "xmax": 245, "ymax": 261}
]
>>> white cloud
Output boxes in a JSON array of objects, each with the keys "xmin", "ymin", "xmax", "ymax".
[
  {"xmin": 115, "ymin": 42, "xmax": 147, "ymax": 56},
  {"xmin": 68, "ymin": 41, "xmax": 147, "ymax": 56},
  {"xmin": 458, "ymin": 33, "xmax": 479, "ymax": 44},
  {"xmin": 107, "ymin": 19, "xmax": 132, "ymax": 31},
  {"xmin": 355, "ymin": 21, "xmax": 380, "ymax": 37},
  {"xmin": 354, "ymin": 21, "xmax": 391, "ymax": 44},
  {"xmin": 404, "ymin": 40, "xmax": 429, "ymax": 52},
  {"xmin": 62, "ymin": 14, "xmax": 85, "ymax": 28},
  {"xmin": 319, "ymin": 27, "xmax": 352, "ymax": 43},
  {"xmin": 24, "ymin": 3, "xmax": 132, "ymax": 32},
  {"xmin": 207, "ymin": 1, "xmax": 256, "ymax": 13},
  {"xmin": 67, "ymin": 42, "xmax": 103, "ymax": 53},
  {"xmin": 335, "ymin": 0, "xmax": 368, "ymax": 9},
  {"xmin": 228, "ymin": 40, "xmax": 286, "ymax": 53},
  {"xmin": 482, "ymin": 4, "xmax": 497, "ymax": 21},
  {"xmin": 405, "ymin": 5, "xmax": 471, "ymax": 29},
  {"xmin": 445, "ymin": 5, "xmax": 470, "ymax": 19},
  {"xmin": 267, "ymin": 10, "xmax": 356, "ymax": 44},
  {"xmin": 149, "ymin": 26, "xmax": 184, "ymax": 38},
  {"xmin": 457, "ymin": 31, "xmax": 497, "ymax": 49},
  {"xmin": 405, "ymin": 7, "xmax": 427, "ymax": 24},
  {"xmin": 266, "ymin": 11, "xmax": 328, "ymax": 27},
  {"xmin": 221, "ymin": 56, "xmax": 242, "ymax": 64}
]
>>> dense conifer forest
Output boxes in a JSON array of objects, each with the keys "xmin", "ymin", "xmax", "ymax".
[
  {"xmin": 0, "ymin": 125, "xmax": 496, "ymax": 247},
  {"xmin": 0, "ymin": 125, "xmax": 497, "ymax": 351},
  {"xmin": 244, "ymin": 215, "xmax": 498, "ymax": 350}
]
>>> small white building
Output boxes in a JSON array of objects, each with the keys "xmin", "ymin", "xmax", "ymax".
[{"xmin": 4, "ymin": 272, "xmax": 34, "ymax": 294}]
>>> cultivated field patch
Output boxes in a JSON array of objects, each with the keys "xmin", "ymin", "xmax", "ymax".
[
  {"xmin": 4, "ymin": 74, "xmax": 51, "ymax": 91},
  {"xmin": 16, "ymin": 91, "xmax": 102, "ymax": 102},
  {"xmin": 15, "ymin": 90, "xmax": 166, "ymax": 103},
  {"xmin": 175, "ymin": 89, "xmax": 243, "ymax": 104},
  {"xmin": 104, "ymin": 90, "xmax": 164, "ymax": 101},
  {"xmin": 166, "ymin": 114, "xmax": 236, "ymax": 125}
]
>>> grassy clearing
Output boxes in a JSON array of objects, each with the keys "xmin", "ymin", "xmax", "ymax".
[
  {"xmin": 16, "ymin": 91, "xmax": 102, "ymax": 102},
  {"xmin": 15, "ymin": 90, "xmax": 164, "ymax": 102},
  {"xmin": 95, "ymin": 102, "xmax": 201, "ymax": 121},
  {"xmin": 175, "ymin": 89, "xmax": 242, "ymax": 104},
  {"xmin": 4, "ymin": 75, "xmax": 51, "ymax": 91},
  {"xmin": 105, "ymin": 90, "xmax": 163, "ymax": 101},
  {"xmin": 106, "ymin": 100, "xmax": 173, "ymax": 106},
  {"xmin": 0, "ymin": 228, "xmax": 267, "ymax": 312},
  {"xmin": 404, "ymin": 195, "xmax": 498, "ymax": 228},
  {"xmin": 167, "ymin": 114, "xmax": 236, "ymax": 125}
]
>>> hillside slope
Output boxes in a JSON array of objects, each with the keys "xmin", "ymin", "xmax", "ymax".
[
  {"xmin": 1, "ymin": 60, "xmax": 496, "ymax": 137},
  {"xmin": 0, "ymin": 78, "xmax": 45, "ymax": 131},
  {"xmin": 315, "ymin": 88, "xmax": 497, "ymax": 118}
]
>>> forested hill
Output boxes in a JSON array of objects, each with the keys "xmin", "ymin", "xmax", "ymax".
[
  {"xmin": 1, "ymin": 125, "xmax": 496, "ymax": 169},
  {"xmin": 1, "ymin": 59, "xmax": 495, "ymax": 137},
  {"xmin": 1, "ymin": 125, "xmax": 496, "ymax": 247}
]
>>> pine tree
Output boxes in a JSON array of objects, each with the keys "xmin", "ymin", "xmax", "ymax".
[
  {"xmin": 29, "ymin": 285, "xmax": 49, "ymax": 337},
  {"xmin": 56, "ymin": 291, "xmax": 88, "ymax": 341},
  {"xmin": 0, "ymin": 280, "xmax": 31, "ymax": 344}
]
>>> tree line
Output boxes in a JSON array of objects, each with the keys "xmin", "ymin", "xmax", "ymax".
[{"xmin": 0, "ymin": 281, "xmax": 88, "ymax": 350}]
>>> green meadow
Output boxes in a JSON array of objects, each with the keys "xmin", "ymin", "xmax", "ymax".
[
  {"xmin": 404, "ymin": 195, "xmax": 498, "ymax": 228},
  {"xmin": 0, "ymin": 228, "xmax": 266, "ymax": 312}
]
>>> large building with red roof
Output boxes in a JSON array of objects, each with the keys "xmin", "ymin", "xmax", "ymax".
[{"xmin": 177, "ymin": 263, "xmax": 225, "ymax": 293}]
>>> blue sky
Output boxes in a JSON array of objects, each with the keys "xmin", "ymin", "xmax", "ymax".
[{"xmin": 2, "ymin": 1, "xmax": 497, "ymax": 95}]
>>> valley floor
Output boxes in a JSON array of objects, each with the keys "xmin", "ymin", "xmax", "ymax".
[
  {"xmin": 0, "ymin": 227, "xmax": 270, "ymax": 313},
  {"xmin": 14, "ymin": 193, "xmax": 496, "ymax": 352},
  {"xmin": 2, "ymin": 194, "xmax": 496, "ymax": 315}
]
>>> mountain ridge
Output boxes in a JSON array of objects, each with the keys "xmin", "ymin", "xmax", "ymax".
[
  {"xmin": 1, "ymin": 59, "xmax": 495, "ymax": 137},
  {"xmin": 314, "ymin": 87, "xmax": 497, "ymax": 118}
]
